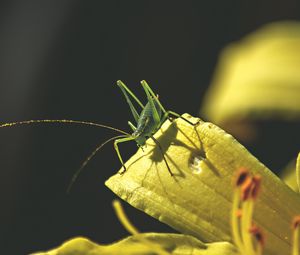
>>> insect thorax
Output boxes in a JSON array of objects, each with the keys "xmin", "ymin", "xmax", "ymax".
[{"xmin": 132, "ymin": 100, "xmax": 162, "ymax": 146}]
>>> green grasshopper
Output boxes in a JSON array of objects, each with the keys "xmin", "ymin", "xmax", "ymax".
[
  {"xmin": 113, "ymin": 80, "xmax": 193, "ymax": 175},
  {"xmin": 0, "ymin": 80, "xmax": 194, "ymax": 191}
]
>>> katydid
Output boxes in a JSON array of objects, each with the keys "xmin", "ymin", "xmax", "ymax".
[{"xmin": 0, "ymin": 80, "xmax": 195, "ymax": 191}]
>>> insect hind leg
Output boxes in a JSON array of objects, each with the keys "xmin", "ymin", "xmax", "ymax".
[
  {"xmin": 140, "ymin": 80, "xmax": 161, "ymax": 125},
  {"xmin": 117, "ymin": 80, "xmax": 143, "ymax": 124},
  {"xmin": 140, "ymin": 80, "xmax": 166, "ymax": 113}
]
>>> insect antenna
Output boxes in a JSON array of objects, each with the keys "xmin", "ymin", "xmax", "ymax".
[
  {"xmin": 0, "ymin": 119, "xmax": 131, "ymax": 192},
  {"xmin": 67, "ymin": 134, "xmax": 128, "ymax": 193},
  {"xmin": 0, "ymin": 119, "xmax": 130, "ymax": 136},
  {"xmin": 150, "ymin": 136, "xmax": 173, "ymax": 176}
]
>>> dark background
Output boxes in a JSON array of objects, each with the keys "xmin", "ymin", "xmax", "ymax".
[{"xmin": 0, "ymin": 1, "xmax": 299, "ymax": 254}]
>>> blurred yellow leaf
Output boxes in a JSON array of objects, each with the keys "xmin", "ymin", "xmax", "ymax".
[
  {"xmin": 31, "ymin": 233, "xmax": 237, "ymax": 255},
  {"xmin": 201, "ymin": 21, "xmax": 300, "ymax": 124}
]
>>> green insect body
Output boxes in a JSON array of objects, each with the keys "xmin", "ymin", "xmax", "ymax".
[{"xmin": 132, "ymin": 98, "xmax": 162, "ymax": 146}]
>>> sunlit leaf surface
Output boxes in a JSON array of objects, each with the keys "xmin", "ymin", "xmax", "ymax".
[{"xmin": 106, "ymin": 114, "xmax": 300, "ymax": 255}]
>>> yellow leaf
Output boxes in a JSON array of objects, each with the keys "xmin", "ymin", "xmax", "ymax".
[{"xmin": 105, "ymin": 114, "xmax": 300, "ymax": 255}]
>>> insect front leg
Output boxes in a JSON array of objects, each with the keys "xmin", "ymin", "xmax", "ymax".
[{"xmin": 114, "ymin": 136, "xmax": 136, "ymax": 174}]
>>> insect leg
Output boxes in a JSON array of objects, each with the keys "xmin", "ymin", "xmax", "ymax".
[
  {"xmin": 117, "ymin": 80, "xmax": 144, "ymax": 124},
  {"xmin": 162, "ymin": 110, "xmax": 197, "ymax": 126},
  {"xmin": 127, "ymin": 121, "xmax": 137, "ymax": 132},
  {"xmin": 140, "ymin": 81, "xmax": 198, "ymax": 126},
  {"xmin": 117, "ymin": 80, "xmax": 144, "ymax": 108},
  {"xmin": 150, "ymin": 136, "xmax": 173, "ymax": 176},
  {"xmin": 140, "ymin": 80, "xmax": 166, "ymax": 113},
  {"xmin": 114, "ymin": 136, "xmax": 136, "ymax": 174},
  {"xmin": 140, "ymin": 80, "xmax": 161, "ymax": 125}
]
